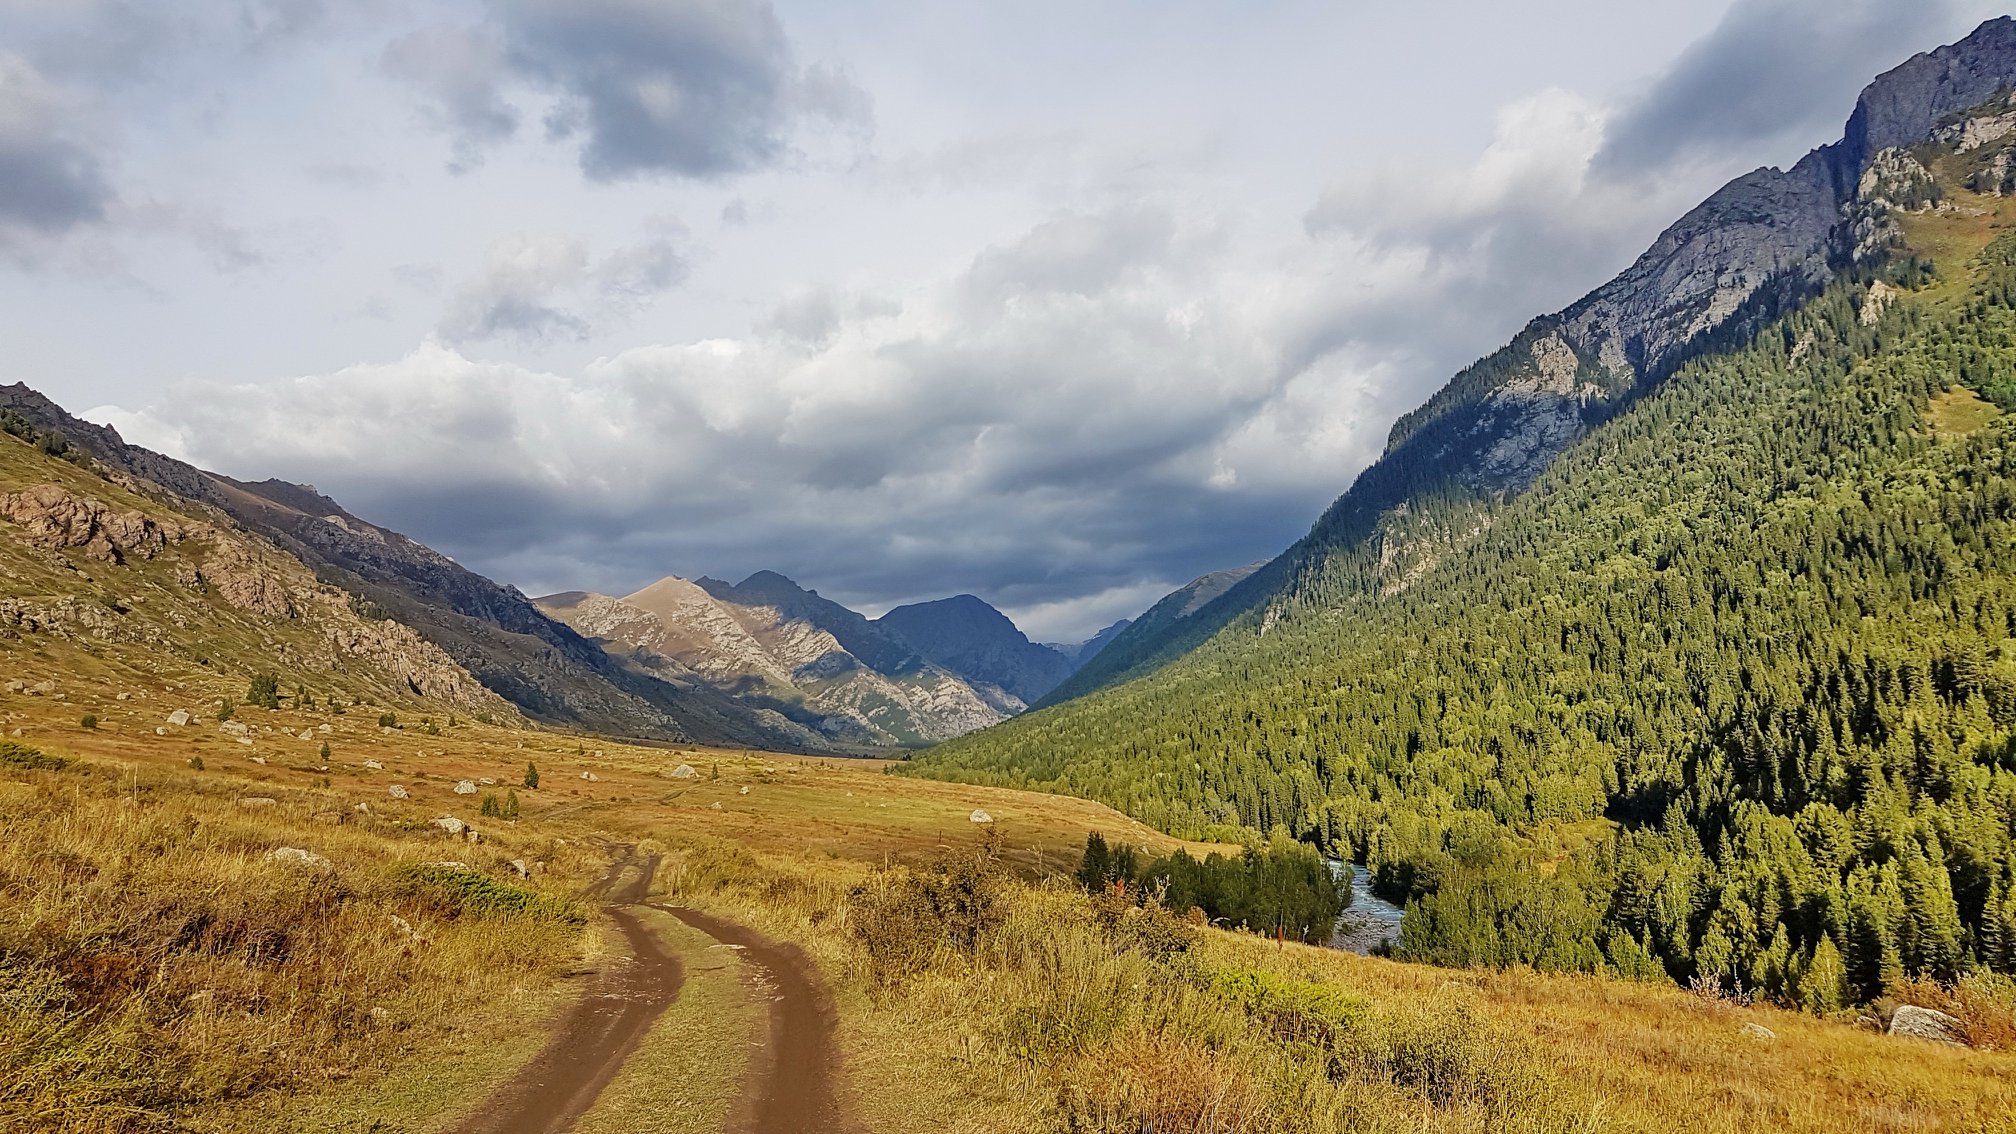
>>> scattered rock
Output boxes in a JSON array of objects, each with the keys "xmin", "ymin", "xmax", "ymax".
[
  {"xmin": 739, "ymin": 785, "xmax": 750, "ymax": 795},
  {"xmin": 167, "ymin": 710, "xmax": 191, "ymax": 727},
  {"xmin": 478, "ymin": 776, "xmax": 495, "ymax": 785},
  {"xmin": 237, "ymin": 797, "xmax": 278, "ymax": 809},
  {"xmin": 3, "ymin": 680, "xmax": 21, "ymax": 693},
  {"xmin": 387, "ymin": 784, "xmax": 409, "ymax": 799},
  {"xmin": 219, "ymin": 720, "xmax": 249, "ymax": 735},
  {"xmin": 115, "ymin": 692, "xmax": 130, "ymax": 701},
  {"xmin": 432, "ymin": 816, "xmax": 466, "ymax": 836},
  {"xmin": 508, "ymin": 859, "xmax": 530, "ymax": 878},
  {"xmin": 670, "ymin": 764, "xmax": 697, "ymax": 779},
  {"xmin": 29, "ymin": 681, "xmax": 54, "ymax": 695},
  {"xmin": 354, "ymin": 802, "xmax": 371, "ymax": 813},
  {"xmin": 710, "ymin": 801, "xmax": 722, "ymax": 810},
  {"xmin": 969, "ymin": 808, "xmax": 994, "ymax": 824},
  {"xmin": 454, "ymin": 780, "xmax": 477, "ymax": 795},
  {"xmin": 298, "ymin": 729, "xmax": 315, "ymax": 741},
  {"xmin": 1889, "ymin": 1005, "xmax": 1968, "ymax": 1046},
  {"xmin": 387, "ymin": 914, "xmax": 423, "ymax": 944},
  {"xmin": 249, "ymin": 754, "xmax": 265, "ymax": 764},
  {"xmin": 263, "ymin": 847, "xmax": 331, "ymax": 869},
  {"xmin": 1739, "ymin": 1022, "xmax": 1776, "ymax": 1041},
  {"xmin": 311, "ymin": 811, "xmax": 344, "ymax": 825},
  {"xmin": 579, "ymin": 770, "xmax": 598, "ymax": 781},
  {"xmin": 317, "ymin": 724, "xmax": 332, "ymax": 733},
  {"xmin": 363, "ymin": 759, "xmax": 383, "ymax": 770}
]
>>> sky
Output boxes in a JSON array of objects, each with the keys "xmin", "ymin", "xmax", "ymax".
[{"xmin": 0, "ymin": 0, "xmax": 2007, "ymax": 642}]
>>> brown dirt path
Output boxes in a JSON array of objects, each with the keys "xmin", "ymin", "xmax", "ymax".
[
  {"xmin": 453, "ymin": 855, "xmax": 683, "ymax": 1134},
  {"xmin": 649, "ymin": 904, "xmax": 844, "ymax": 1134}
]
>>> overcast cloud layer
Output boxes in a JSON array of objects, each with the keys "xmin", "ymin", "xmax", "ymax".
[{"xmin": 1, "ymin": 0, "xmax": 2006, "ymax": 641}]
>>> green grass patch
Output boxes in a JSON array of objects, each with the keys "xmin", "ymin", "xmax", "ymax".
[
  {"xmin": 399, "ymin": 864, "xmax": 583, "ymax": 924},
  {"xmin": 0, "ymin": 740, "xmax": 70, "ymax": 772}
]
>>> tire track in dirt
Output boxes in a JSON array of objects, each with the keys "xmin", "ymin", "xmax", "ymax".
[
  {"xmin": 648, "ymin": 904, "xmax": 844, "ymax": 1134},
  {"xmin": 454, "ymin": 853, "xmax": 681, "ymax": 1134}
]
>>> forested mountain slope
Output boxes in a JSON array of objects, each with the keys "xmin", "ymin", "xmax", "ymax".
[
  {"xmin": 1049, "ymin": 17, "xmax": 2016, "ymax": 706},
  {"xmin": 911, "ymin": 116, "xmax": 2016, "ymax": 1006}
]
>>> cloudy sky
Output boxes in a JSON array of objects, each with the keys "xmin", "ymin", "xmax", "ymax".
[{"xmin": 1, "ymin": 0, "xmax": 2005, "ymax": 641}]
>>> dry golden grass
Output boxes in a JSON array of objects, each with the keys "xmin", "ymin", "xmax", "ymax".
[{"xmin": 7, "ymin": 682, "xmax": 2016, "ymax": 1134}]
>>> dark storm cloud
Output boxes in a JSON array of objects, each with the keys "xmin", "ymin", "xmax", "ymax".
[
  {"xmin": 1595, "ymin": 0, "xmax": 1985, "ymax": 180},
  {"xmin": 388, "ymin": 0, "xmax": 870, "ymax": 180},
  {"xmin": 0, "ymin": 56, "xmax": 111, "ymax": 243}
]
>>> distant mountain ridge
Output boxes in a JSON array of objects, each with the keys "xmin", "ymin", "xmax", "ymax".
[
  {"xmin": 874, "ymin": 594, "xmax": 1076, "ymax": 706},
  {"xmin": 540, "ymin": 573, "xmax": 1014, "ymax": 748},
  {"xmin": 539, "ymin": 573, "xmax": 1142, "ymax": 748}
]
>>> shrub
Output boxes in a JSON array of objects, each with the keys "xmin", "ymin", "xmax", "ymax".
[
  {"xmin": 479, "ymin": 793, "xmax": 500, "ymax": 818},
  {"xmin": 847, "ymin": 845, "xmax": 1008, "ymax": 984},
  {"xmin": 246, "ymin": 672, "xmax": 280, "ymax": 710},
  {"xmin": 378, "ymin": 712, "xmax": 398, "ymax": 729},
  {"xmin": 318, "ymin": 741, "xmax": 330, "ymax": 760},
  {"xmin": 0, "ymin": 741, "xmax": 69, "ymax": 772},
  {"xmin": 215, "ymin": 699, "xmax": 235, "ymax": 722},
  {"xmin": 1209, "ymin": 967, "xmax": 1366, "ymax": 1047},
  {"xmin": 188, "ymin": 755, "xmax": 204, "ymax": 771},
  {"xmin": 523, "ymin": 762, "xmax": 539, "ymax": 789},
  {"xmin": 78, "ymin": 714, "xmax": 97, "ymax": 730},
  {"xmin": 504, "ymin": 790, "xmax": 521, "ymax": 819}
]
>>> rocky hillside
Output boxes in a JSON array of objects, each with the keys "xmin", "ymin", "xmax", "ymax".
[
  {"xmin": 539, "ymin": 573, "xmax": 1014, "ymax": 748},
  {"xmin": 873, "ymin": 594, "xmax": 1075, "ymax": 706},
  {"xmin": 1048, "ymin": 15, "xmax": 2016, "ymax": 704},
  {"xmin": 0, "ymin": 385, "xmax": 820, "ymax": 752},
  {"xmin": 0, "ymin": 405, "xmax": 515, "ymax": 722}
]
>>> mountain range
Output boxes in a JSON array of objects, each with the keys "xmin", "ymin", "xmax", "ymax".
[
  {"xmin": 536, "ymin": 573, "xmax": 1125, "ymax": 749},
  {"xmin": 0, "ymin": 384, "xmax": 1138, "ymax": 752}
]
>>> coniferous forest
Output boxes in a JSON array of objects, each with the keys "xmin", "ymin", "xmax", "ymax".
[{"xmin": 910, "ymin": 195, "xmax": 2016, "ymax": 1010}]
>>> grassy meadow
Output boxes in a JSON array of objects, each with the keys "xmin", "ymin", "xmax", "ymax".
[{"xmin": 2, "ymin": 675, "xmax": 2013, "ymax": 1133}]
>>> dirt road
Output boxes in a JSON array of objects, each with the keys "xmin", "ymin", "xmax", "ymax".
[
  {"xmin": 450, "ymin": 854, "xmax": 843, "ymax": 1134},
  {"xmin": 453, "ymin": 857, "xmax": 684, "ymax": 1134},
  {"xmin": 651, "ymin": 904, "xmax": 844, "ymax": 1134}
]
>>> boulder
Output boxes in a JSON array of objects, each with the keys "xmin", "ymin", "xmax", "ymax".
[
  {"xmin": 433, "ymin": 816, "xmax": 466, "ymax": 836},
  {"xmin": 670, "ymin": 764, "xmax": 697, "ymax": 779},
  {"xmin": 969, "ymin": 809, "xmax": 994, "ymax": 824},
  {"xmin": 1888, "ymin": 1005, "xmax": 1967, "ymax": 1046},
  {"xmin": 237, "ymin": 797, "xmax": 278, "ymax": 809},
  {"xmin": 387, "ymin": 784, "xmax": 409, "ymax": 799},
  {"xmin": 453, "ymin": 780, "xmax": 477, "ymax": 795},
  {"xmin": 263, "ymin": 847, "xmax": 331, "ymax": 869},
  {"xmin": 167, "ymin": 710, "xmax": 191, "ymax": 726}
]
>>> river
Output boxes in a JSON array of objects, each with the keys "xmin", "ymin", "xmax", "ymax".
[{"xmin": 1326, "ymin": 860, "xmax": 1406, "ymax": 954}]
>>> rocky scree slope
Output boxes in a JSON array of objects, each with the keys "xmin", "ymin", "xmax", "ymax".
[
  {"xmin": 1050, "ymin": 15, "xmax": 2016, "ymax": 705},
  {"xmin": 0, "ymin": 385, "xmax": 819, "ymax": 751}
]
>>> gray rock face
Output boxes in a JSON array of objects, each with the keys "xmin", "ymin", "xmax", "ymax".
[{"xmin": 1888, "ymin": 1004, "xmax": 1967, "ymax": 1046}]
